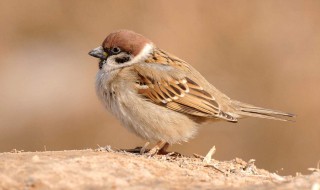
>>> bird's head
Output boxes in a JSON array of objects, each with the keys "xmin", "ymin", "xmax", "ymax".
[{"xmin": 89, "ymin": 30, "xmax": 154, "ymax": 71}]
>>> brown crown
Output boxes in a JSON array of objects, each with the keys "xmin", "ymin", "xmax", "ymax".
[{"xmin": 102, "ymin": 30, "xmax": 152, "ymax": 56}]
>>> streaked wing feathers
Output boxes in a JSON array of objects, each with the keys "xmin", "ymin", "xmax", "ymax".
[{"xmin": 134, "ymin": 63, "xmax": 237, "ymax": 122}]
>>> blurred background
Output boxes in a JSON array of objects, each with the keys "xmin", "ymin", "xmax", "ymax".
[{"xmin": 0, "ymin": 0, "xmax": 319, "ymax": 175}]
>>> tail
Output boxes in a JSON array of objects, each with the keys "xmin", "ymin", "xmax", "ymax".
[{"xmin": 231, "ymin": 100, "xmax": 295, "ymax": 122}]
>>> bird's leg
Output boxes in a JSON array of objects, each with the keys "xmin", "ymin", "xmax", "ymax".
[
  {"xmin": 146, "ymin": 142, "xmax": 181, "ymax": 156},
  {"xmin": 147, "ymin": 141, "xmax": 167, "ymax": 156},
  {"xmin": 158, "ymin": 142, "xmax": 170, "ymax": 155},
  {"xmin": 139, "ymin": 142, "xmax": 150, "ymax": 154},
  {"xmin": 158, "ymin": 142, "xmax": 181, "ymax": 156}
]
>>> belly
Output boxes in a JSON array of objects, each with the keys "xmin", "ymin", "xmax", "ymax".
[{"xmin": 119, "ymin": 94, "xmax": 198, "ymax": 143}]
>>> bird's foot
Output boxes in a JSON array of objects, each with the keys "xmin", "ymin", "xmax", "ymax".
[
  {"xmin": 122, "ymin": 141, "xmax": 181, "ymax": 157},
  {"xmin": 145, "ymin": 141, "xmax": 181, "ymax": 157}
]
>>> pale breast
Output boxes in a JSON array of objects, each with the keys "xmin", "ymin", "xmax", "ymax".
[{"xmin": 96, "ymin": 68, "xmax": 198, "ymax": 143}]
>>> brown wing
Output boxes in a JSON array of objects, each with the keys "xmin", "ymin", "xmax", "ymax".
[{"xmin": 133, "ymin": 62, "xmax": 237, "ymax": 122}]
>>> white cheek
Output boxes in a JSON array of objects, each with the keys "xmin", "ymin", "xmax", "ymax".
[
  {"xmin": 101, "ymin": 43, "xmax": 154, "ymax": 72},
  {"xmin": 102, "ymin": 53, "xmax": 129, "ymax": 72},
  {"xmin": 103, "ymin": 61, "xmax": 113, "ymax": 70},
  {"xmin": 102, "ymin": 59, "xmax": 117, "ymax": 72}
]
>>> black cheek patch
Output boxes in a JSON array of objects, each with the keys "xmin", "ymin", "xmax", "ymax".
[{"xmin": 115, "ymin": 57, "xmax": 130, "ymax": 64}]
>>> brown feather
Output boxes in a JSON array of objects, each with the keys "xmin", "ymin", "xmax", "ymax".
[
  {"xmin": 134, "ymin": 48, "xmax": 241, "ymax": 122},
  {"xmin": 132, "ymin": 57, "xmax": 239, "ymax": 121}
]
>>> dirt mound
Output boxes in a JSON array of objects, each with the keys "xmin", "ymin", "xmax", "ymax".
[{"xmin": 0, "ymin": 148, "xmax": 319, "ymax": 189}]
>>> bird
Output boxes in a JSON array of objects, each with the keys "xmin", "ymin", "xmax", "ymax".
[{"xmin": 89, "ymin": 30, "xmax": 294, "ymax": 155}]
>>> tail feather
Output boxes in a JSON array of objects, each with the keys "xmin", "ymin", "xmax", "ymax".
[{"xmin": 232, "ymin": 101, "xmax": 295, "ymax": 122}]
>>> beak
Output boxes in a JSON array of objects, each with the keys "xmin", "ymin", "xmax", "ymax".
[{"xmin": 88, "ymin": 46, "xmax": 108, "ymax": 59}]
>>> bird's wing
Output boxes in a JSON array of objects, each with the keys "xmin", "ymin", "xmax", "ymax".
[{"xmin": 133, "ymin": 62, "xmax": 237, "ymax": 122}]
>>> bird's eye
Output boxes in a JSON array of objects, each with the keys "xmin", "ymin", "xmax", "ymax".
[{"xmin": 111, "ymin": 47, "xmax": 121, "ymax": 54}]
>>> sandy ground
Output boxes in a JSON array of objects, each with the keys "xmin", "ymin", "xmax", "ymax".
[{"xmin": 0, "ymin": 147, "xmax": 319, "ymax": 190}]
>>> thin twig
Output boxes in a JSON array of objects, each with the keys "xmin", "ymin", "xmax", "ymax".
[
  {"xmin": 204, "ymin": 164, "xmax": 226, "ymax": 175},
  {"xmin": 193, "ymin": 153, "xmax": 204, "ymax": 159}
]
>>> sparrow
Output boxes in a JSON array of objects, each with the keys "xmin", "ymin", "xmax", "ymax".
[{"xmin": 89, "ymin": 30, "xmax": 294, "ymax": 154}]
